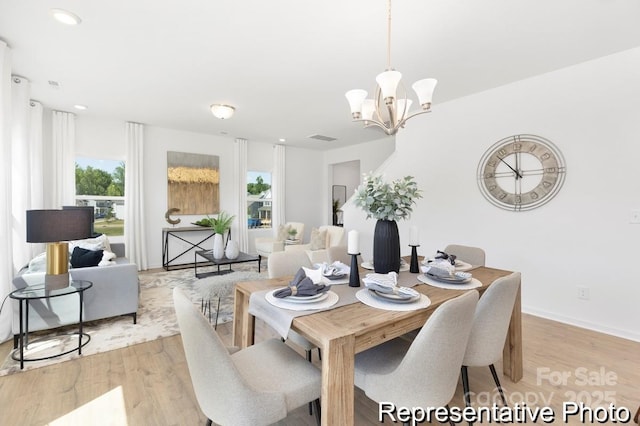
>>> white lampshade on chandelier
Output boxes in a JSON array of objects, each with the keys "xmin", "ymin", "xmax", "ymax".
[
  {"xmin": 346, "ymin": 0, "xmax": 437, "ymax": 136},
  {"xmin": 210, "ymin": 104, "xmax": 235, "ymax": 120}
]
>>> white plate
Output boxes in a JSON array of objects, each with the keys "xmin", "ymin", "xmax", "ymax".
[
  {"xmin": 425, "ymin": 272, "xmax": 472, "ymax": 284},
  {"xmin": 369, "ymin": 289, "xmax": 419, "ymax": 303},
  {"xmin": 361, "ymin": 262, "xmax": 410, "ymax": 272},
  {"xmin": 284, "ymin": 292, "xmax": 329, "ymax": 303}
]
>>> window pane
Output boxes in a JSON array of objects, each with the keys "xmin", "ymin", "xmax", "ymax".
[
  {"xmin": 247, "ymin": 171, "xmax": 271, "ymax": 229},
  {"xmin": 76, "ymin": 157, "xmax": 125, "ymax": 237}
]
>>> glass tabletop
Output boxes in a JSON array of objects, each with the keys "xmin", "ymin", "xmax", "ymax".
[{"xmin": 10, "ymin": 280, "xmax": 93, "ymax": 300}]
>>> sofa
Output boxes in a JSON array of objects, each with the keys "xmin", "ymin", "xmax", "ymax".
[{"xmin": 12, "ymin": 241, "xmax": 139, "ymax": 342}]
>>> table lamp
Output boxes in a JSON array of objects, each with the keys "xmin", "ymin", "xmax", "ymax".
[{"xmin": 26, "ymin": 209, "xmax": 93, "ymax": 289}]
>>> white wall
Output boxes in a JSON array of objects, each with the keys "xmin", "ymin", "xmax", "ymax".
[{"xmin": 342, "ymin": 47, "xmax": 640, "ymax": 341}]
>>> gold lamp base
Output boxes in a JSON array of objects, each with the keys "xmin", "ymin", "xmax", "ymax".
[{"xmin": 46, "ymin": 242, "xmax": 70, "ymax": 290}]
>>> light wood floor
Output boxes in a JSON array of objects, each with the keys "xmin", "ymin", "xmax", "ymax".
[{"xmin": 1, "ymin": 313, "xmax": 638, "ymax": 425}]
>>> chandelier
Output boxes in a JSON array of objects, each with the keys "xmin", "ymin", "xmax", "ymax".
[{"xmin": 345, "ymin": 0, "xmax": 437, "ymax": 136}]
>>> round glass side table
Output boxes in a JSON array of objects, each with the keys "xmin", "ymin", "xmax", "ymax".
[{"xmin": 10, "ymin": 280, "xmax": 93, "ymax": 369}]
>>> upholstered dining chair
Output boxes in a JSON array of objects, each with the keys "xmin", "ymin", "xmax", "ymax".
[
  {"xmin": 444, "ymin": 244, "xmax": 486, "ymax": 267},
  {"xmin": 327, "ymin": 245, "xmax": 351, "ymax": 265},
  {"xmin": 267, "ymin": 249, "xmax": 320, "ymax": 416},
  {"xmin": 354, "ymin": 291, "xmax": 479, "ymax": 426},
  {"xmin": 461, "ymin": 272, "xmax": 521, "ymax": 411},
  {"xmin": 173, "ymin": 287, "xmax": 321, "ymax": 426}
]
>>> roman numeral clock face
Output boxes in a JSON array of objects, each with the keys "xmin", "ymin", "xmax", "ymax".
[{"xmin": 477, "ymin": 135, "xmax": 566, "ymax": 211}]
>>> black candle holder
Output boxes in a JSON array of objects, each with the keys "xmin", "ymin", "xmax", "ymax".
[
  {"xmin": 409, "ymin": 245, "xmax": 420, "ymax": 273},
  {"xmin": 348, "ymin": 253, "xmax": 361, "ymax": 287}
]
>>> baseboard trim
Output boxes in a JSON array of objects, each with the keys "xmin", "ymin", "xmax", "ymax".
[{"xmin": 522, "ymin": 306, "xmax": 640, "ymax": 343}]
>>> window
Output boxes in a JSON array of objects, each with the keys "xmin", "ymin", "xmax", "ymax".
[
  {"xmin": 247, "ymin": 171, "xmax": 271, "ymax": 229},
  {"xmin": 75, "ymin": 157, "xmax": 125, "ymax": 237}
]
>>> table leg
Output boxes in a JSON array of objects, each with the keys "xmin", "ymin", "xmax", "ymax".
[
  {"xmin": 321, "ymin": 334, "xmax": 355, "ymax": 426},
  {"xmin": 19, "ymin": 301, "xmax": 24, "ymax": 369},
  {"xmin": 233, "ymin": 289, "xmax": 254, "ymax": 348},
  {"xmin": 503, "ymin": 284, "xmax": 523, "ymax": 382},
  {"xmin": 79, "ymin": 291, "xmax": 84, "ymax": 355}
]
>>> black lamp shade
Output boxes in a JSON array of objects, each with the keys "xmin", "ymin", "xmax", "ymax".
[{"xmin": 26, "ymin": 209, "xmax": 93, "ymax": 243}]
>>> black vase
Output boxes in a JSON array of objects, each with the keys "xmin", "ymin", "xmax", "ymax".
[{"xmin": 373, "ymin": 219, "xmax": 401, "ymax": 273}]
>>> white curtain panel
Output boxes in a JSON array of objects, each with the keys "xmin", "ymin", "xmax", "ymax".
[
  {"xmin": 29, "ymin": 101, "xmax": 44, "ymax": 212},
  {"xmin": 272, "ymin": 144, "xmax": 286, "ymax": 230},
  {"xmin": 0, "ymin": 40, "xmax": 13, "ymax": 342},
  {"xmin": 234, "ymin": 138, "xmax": 249, "ymax": 252},
  {"xmin": 51, "ymin": 110, "xmax": 76, "ymax": 207},
  {"xmin": 10, "ymin": 76, "xmax": 33, "ymax": 268},
  {"xmin": 124, "ymin": 122, "xmax": 148, "ymax": 270}
]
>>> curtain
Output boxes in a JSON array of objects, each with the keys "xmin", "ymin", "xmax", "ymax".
[
  {"xmin": 51, "ymin": 110, "xmax": 76, "ymax": 207},
  {"xmin": 0, "ymin": 41, "xmax": 13, "ymax": 342},
  {"xmin": 271, "ymin": 144, "xmax": 286, "ymax": 230},
  {"xmin": 0, "ymin": 43, "xmax": 44, "ymax": 342},
  {"xmin": 124, "ymin": 122, "xmax": 148, "ymax": 270},
  {"xmin": 234, "ymin": 138, "xmax": 248, "ymax": 252}
]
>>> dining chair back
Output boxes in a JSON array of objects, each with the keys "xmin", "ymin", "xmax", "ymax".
[
  {"xmin": 173, "ymin": 287, "xmax": 321, "ymax": 426},
  {"xmin": 444, "ymin": 244, "xmax": 486, "ymax": 267},
  {"xmin": 327, "ymin": 245, "xmax": 351, "ymax": 265},
  {"xmin": 267, "ymin": 250, "xmax": 312, "ymax": 278},
  {"xmin": 461, "ymin": 272, "xmax": 521, "ymax": 408},
  {"xmin": 265, "ymin": 248, "xmax": 320, "ymax": 417},
  {"xmin": 354, "ymin": 290, "xmax": 479, "ymax": 415}
]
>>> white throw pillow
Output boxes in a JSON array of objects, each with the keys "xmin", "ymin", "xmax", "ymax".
[
  {"xmin": 69, "ymin": 234, "xmax": 111, "ymax": 253},
  {"xmin": 27, "ymin": 252, "xmax": 47, "ymax": 273},
  {"xmin": 98, "ymin": 250, "xmax": 117, "ymax": 267}
]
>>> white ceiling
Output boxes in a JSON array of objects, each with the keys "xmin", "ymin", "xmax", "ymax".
[{"xmin": 2, "ymin": 0, "xmax": 640, "ymax": 150}]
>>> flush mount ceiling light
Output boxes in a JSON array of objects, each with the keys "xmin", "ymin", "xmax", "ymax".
[
  {"xmin": 210, "ymin": 104, "xmax": 235, "ymax": 120},
  {"xmin": 345, "ymin": 0, "xmax": 437, "ymax": 136},
  {"xmin": 50, "ymin": 8, "xmax": 82, "ymax": 25}
]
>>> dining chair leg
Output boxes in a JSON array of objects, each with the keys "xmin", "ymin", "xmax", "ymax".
[
  {"xmin": 489, "ymin": 364, "xmax": 508, "ymax": 406},
  {"xmin": 205, "ymin": 419, "xmax": 212, "ymax": 426},
  {"xmin": 461, "ymin": 366, "xmax": 474, "ymax": 426},
  {"xmin": 306, "ymin": 349, "xmax": 313, "ymax": 415},
  {"xmin": 461, "ymin": 366, "xmax": 471, "ymax": 408},
  {"xmin": 445, "ymin": 404, "xmax": 456, "ymax": 426},
  {"xmin": 313, "ymin": 398, "xmax": 321, "ymax": 426},
  {"xmin": 214, "ymin": 297, "xmax": 221, "ymax": 330}
]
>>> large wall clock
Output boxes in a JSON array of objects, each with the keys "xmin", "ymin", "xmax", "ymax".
[{"xmin": 477, "ymin": 134, "xmax": 566, "ymax": 211}]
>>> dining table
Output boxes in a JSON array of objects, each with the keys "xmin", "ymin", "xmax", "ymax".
[{"xmin": 232, "ymin": 264, "xmax": 522, "ymax": 426}]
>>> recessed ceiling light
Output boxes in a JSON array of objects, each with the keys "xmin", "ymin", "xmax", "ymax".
[
  {"xmin": 74, "ymin": 104, "xmax": 88, "ymax": 110},
  {"xmin": 50, "ymin": 9, "xmax": 82, "ymax": 26},
  {"xmin": 278, "ymin": 138, "xmax": 286, "ymax": 142}
]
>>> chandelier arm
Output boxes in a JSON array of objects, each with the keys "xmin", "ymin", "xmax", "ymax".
[{"xmin": 395, "ymin": 109, "xmax": 432, "ymax": 129}]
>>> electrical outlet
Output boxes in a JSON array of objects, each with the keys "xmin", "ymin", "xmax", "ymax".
[
  {"xmin": 577, "ymin": 286, "xmax": 590, "ymax": 300},
  {"xmin": 631, "ymin": 210, "xmax": 640, "ymax": 224}
]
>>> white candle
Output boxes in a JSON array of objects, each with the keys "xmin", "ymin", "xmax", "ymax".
[
  {"xmin": 347, "ymin": 230, "xmax": 359, "ymax": 254},
  {"xmin": 410, "ymin": 226, "xmax": 420, "ymax": 246}
]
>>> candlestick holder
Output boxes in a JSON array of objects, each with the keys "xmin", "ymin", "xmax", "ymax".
[
  {"xmin": 409, "ymin": 245, "xmax": 420, "ymax": 273},
  {"xmin": 348, "ymin": 252, "xmax": 361, "ymax": 287}
]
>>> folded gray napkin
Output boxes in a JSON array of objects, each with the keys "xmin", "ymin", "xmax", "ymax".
[
  {"xmin": 273, "ymin": 268, "xmax": 329, "ymax": 298},
  {"xmin": 434, "ymin": 250, "xmax": 457, "ymax": 265}
]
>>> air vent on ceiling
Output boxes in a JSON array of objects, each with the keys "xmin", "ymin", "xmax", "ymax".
[
  {"xmin": 307, "ymin": 134, "xmax": 337, "ymax": 142},
  {"xmin": 48, "ymin": 80, "xmax": 61, "ymax": 89}
]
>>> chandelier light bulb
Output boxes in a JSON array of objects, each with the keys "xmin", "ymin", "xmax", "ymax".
[
  {"xmin": 345, "ymin": 90, "xmax": 368, "ymax": 119},
  {"xmin": 412, "ymin": 78, "xmax": 438, "ymax": 110}
]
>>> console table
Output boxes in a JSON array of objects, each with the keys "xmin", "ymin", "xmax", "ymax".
[{"xmin": 162, "ymin": 226, "xmax": 217, "ymax": 270}]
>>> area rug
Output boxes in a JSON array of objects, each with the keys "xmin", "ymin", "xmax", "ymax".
[{"xmin": 0, "ymin": 265, "xmax": 265, "ymax": 376}]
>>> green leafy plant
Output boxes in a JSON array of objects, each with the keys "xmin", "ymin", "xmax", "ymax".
[
  {"xmin": 210, "ymin": 210, "xmax": 235, "ymax": 234},
  {"xmin": 287, "ymin": 228, "xmax": 298, "ymax": 239},
  {"xmin": 354, "ymin": 173, "xmax": 422, "ymax": 221}
]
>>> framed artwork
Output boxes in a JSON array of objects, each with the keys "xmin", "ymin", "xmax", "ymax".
[{"xmin": 167, "ymin": 151, "xmax": 219, "ymax": 215}]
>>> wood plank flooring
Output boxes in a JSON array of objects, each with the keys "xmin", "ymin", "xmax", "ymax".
[{"xmin": 1, "ymin": 314, "xmax": 638, "ymax": 425}]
